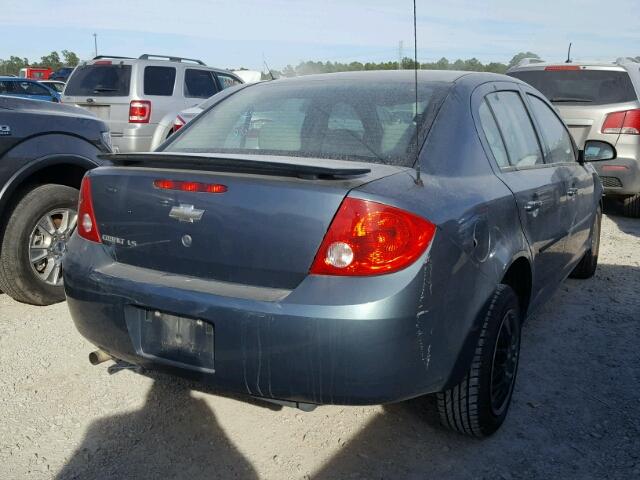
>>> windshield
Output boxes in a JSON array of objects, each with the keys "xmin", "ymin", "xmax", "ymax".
[
  {"xmin": 64, "ymin": 64, "xmax": 132, "ymax": 96},
  {"xmin": 510, "ymin": 69, "xmax": 637, "ymax": 105},
  {"xmin": 164, "ymin": 79, "xmax": 451, "ymax": 166}
]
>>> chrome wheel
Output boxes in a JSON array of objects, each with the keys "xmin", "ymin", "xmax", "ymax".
[
  {"xmin": 489, "ymin": 309, "xmax": 520, "ymax": 416},
  {"xmin": 28, "ymin": 208, "xmax": 77, "ymax": 286}
]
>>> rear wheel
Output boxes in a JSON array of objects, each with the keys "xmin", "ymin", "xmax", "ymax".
[
  {"xmin": 570, "ymin": 205, "xmax": 601, "ymax": 279},
  {"xmin": 0, "ymin": 184, "xmax": 78, "ymax": 305},
  {"xmin": 436, "ymin": 285, "xmax": 521, "ymax": 437},
  {"xmin": 621, "ymin": 193, "xmax": 640, "ymax": 218}
]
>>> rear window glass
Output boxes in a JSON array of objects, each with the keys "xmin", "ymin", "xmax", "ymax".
[
  {"xmin": 510, "ymin": 69, "xmax": 637, "ymax": 105},
  {"xmin": 144, "ymin": 66, "xmax": 176, "ymax": 96},
  {"xmin": 164, "ymin": 80, "xmax": 451, "ymax": 166},
  {"xmin": 184, "ymin": 69, "xmax": 217, "ymax": 98},
  {"xmin": 64, "ymin": 64, "xmax": 132, "ymax": 96}
]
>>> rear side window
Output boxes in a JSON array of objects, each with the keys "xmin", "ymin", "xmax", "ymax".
[
  {"xmin": 527, "ymin": 95, "xmax": 575, "ymax": 164},
  {"xmin": 184, "ymin": 69, "xmax": 217, "ymax": 98},
  {"xmin": 486, "ymin": 91, "xmax": 543, "ymax": 167},
  {"xmin": 216, "ymin": 73, "xmax": 242, "ymax": 90},
  {"xmin": 478, "ymin": 100, "xmax": 510, "ymax": 168},
  {"xmin": 64, "ymin": 64, "xmax": 132, "ymax": 96},
  {"xmin": 144, "ymin": 66, "xmax": 176, "ymax": 96},
  {"xmin": 510, "ymin": 69, "xmax": 637, "ymax": 105}
]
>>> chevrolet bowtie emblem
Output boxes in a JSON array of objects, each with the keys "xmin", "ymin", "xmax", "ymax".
[{"xmin": 169, "ymin": 204, "xmax": 205, "ymax": 223}]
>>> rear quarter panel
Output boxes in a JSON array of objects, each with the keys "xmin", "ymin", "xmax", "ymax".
[{"xmin": 355, "ymin": 78, "xmax": 530, "ymax": 386}]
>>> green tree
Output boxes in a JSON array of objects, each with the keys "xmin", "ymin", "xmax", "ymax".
[
  {"xmin": 508, "ymin": 51, "xmax": 541, "ymax": 69},
  {"xmin": 484, "ymin": 62, "xmax": 508, "ymax": 74},
  {"xmin": 0, "ymin": 56, "xmax": 30, "ymax": 75},
  {"xmin": 37, "ymin": 51, "xmax": 62, "ymax": 70},
  {"xmin": 61, "ymin": 50, "xmax": 80, "ymax": 67}
]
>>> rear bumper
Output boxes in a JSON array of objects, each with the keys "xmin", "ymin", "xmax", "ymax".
[
  {"xmin": 110, "ymin": 133, "xmax": 153, "ymax": 153},
  {"xmin": 593, "ymin": 156, "xmax": 640, "ymax": 197},
  {"xmin": 63, "ymin": 233, "xmax": 489, "ymax": 406}
]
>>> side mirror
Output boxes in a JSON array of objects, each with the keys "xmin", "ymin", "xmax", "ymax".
[{"xmin": 579, "ymin": 140, "xmax": 617, "ymax": 163}]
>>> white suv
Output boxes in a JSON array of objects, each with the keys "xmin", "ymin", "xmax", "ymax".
[
  {"xmin": 508, "ymin": 57, "xmax": 640, "ymax": 217},
  {"xmin": 62, "ymin": 54, "xmax": 243, "ymax": 153}
]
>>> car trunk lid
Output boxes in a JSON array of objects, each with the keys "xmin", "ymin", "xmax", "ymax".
[{"xmin": 88, "ymin": 153, "xmax": 405, "ymax": 289}]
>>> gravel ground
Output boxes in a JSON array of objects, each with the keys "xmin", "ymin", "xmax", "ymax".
[{"xmin": 1, "ymin": 213, "xmax": 639, "ymax": 480}]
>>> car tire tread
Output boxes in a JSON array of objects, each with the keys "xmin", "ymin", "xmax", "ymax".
[
  {"xmin": 436, "ymin": 284, "xmax": 520, "ymax": 438},
  {"xmin": 0, "ymin": 184, "xmax": 78, "ymax": 306}
]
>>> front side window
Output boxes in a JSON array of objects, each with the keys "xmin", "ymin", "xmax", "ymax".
[
  {"xmin": 527, "ymin": 95, "xmax": 575, "ymax": 164},
  {"xmin": 164, "ymin": 80, "xmax": 451, "ymax": 166},
  {"xmin": 486, "ymin": 91, "xmax": 543, "ymax": 168},
  {"xmin": 184, "ymin": 69, "xmax": 217, "ymax": 98},
  {"xmin": 144, "ymin": 66, "xmax": 176, "ymax": 96},
  {"xmin": 216, "ymin": 73, "xmax": 242, "ymax": 90},
  {"xmin": 478, "ymin": 100, "xmax": 509, "ymax": 168}
]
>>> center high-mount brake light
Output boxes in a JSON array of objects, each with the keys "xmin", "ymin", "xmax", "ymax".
[
  {"xmin": 129, "ymin": 100, "xmax": 151, "ymax": 123},
  {"xmin": 310, "ymin": 198, "xmax": 436, "ymax": 276},
  {"xmin": 153, "ymin": 179, "xmax": 228, "ymax": 193},
  {"xmin": 77, "ymin": 176, "xmax": 101, "ymax": 243},
  {"xmin": 544, "ymin": 65, "xmax": 581, "ymax": 71},
  {"xmin": 602, "ymin": 109, "xmax": 640, "ymax": 135}
]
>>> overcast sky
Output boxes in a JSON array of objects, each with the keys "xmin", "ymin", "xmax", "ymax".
[{"xmin": 2, "ymin": 0, "xmax": 638, "ymax": 70}]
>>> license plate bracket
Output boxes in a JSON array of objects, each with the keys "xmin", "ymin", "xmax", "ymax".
[{"xmin": 126, "ymin": 307, "xmax": 215, "ymax": 373}]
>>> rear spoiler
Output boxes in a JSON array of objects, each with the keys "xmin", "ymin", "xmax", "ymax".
[{"xmin": 99, "ymin": 153, "xmax": 372, "ymax": 180}]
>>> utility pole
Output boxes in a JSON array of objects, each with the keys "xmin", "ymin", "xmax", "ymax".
[
  {"xmin": 93, "ymin": 33, "xmax": 98, "ymax": 58},
  {"xmin": 398, "ymin": 40, "xmax": 404, "ymax": 70}
]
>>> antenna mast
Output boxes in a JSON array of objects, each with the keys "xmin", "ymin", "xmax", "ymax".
[
  {"xmin": 565, "ymin": 42, "xmax": 572, "ymax": 63},
  {"xmin": 413, "ymin": 0, "xmax": 422, "ymax": 185}
]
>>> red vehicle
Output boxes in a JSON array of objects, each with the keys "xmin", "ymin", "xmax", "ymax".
[{"xmin": 18, "ymin": 67, "xmax": 52, "ymax": 80}]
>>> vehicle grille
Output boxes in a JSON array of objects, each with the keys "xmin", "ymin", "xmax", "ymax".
[{"xmin": 601, "ymin": 176, "xmax": 623, "ymax": 188}]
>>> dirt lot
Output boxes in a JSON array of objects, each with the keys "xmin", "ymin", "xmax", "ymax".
[{"xmin": 1, "ymin": 213, "xmax": 638, "ymax": 480}]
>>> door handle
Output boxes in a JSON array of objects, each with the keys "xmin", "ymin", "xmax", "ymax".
[
  {"xmin": 567, "ymin": 187, "xmax": 578, "ymax": 197},
  {"xmin": 524, "ymin": 200, "xmax": 543, "ymax": 212}
]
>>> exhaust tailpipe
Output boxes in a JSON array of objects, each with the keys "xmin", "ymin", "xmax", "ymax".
[{"xmin": 89, "ymin": 349, "xmax": 112, "ymax": 365}]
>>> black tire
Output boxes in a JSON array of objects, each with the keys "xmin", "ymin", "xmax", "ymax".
[
  {"xmin": 570, "ymin": 206, "xmax": 601, "ymax": 279},
  {"xmin": 621, "ymin": 193, "xmax": 640, "ymax": 218},
  {"xmin": 436, "ymin": 284, "xmax": 521, "ymax": 437},
  {"xmin": 0, "ymin": 184, "xmax": 79, "ymax": 305}
]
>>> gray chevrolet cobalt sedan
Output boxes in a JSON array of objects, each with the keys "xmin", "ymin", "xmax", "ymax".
[{"xmin": 63, "ymin": 71, "xmax": 614, "ymax": 437}]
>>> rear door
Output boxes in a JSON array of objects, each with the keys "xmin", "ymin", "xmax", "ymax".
[
  {"xmin": 525, "ymin": 92, "xmax": 597, "ymax": 265},
  {"xmin": 476, "ymin": 85, "xmax": 570, "ymax": 307}
]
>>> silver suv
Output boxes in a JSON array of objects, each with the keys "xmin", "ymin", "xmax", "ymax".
[
  {"xmin": 62, "ymin": 54, "xmax": 242, "ymax": 153},
  {"xmin": 508, "ymin": 57, "xmax": 640, "ymax": 216}
]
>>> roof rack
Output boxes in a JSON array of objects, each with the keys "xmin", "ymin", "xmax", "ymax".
[
  {"xmin": 138, "ymin": 54, "xmax": 206, "ymax": 65},
  {"xmin": 92, "ymin": 55, "xmax": 134, "ymax": 60}
]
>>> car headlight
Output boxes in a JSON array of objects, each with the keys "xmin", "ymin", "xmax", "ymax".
[{"xmin": 100, "ymin": 131, "xmax": 113, "ymax": 152}]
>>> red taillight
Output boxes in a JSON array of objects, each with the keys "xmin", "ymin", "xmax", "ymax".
[
  {"xmin": 545, "ymin": 65, "xmax": 581, "ymax": 71},
  {"xmin": 93, "ymin": 60, "xmax": 112, "ymax": 65},
  {"xmin": 310, "ymin": 198, "xmax": 436, "ymax": 276},
  {"xmin": 129, "ymin": 100, "xmax": 151, "ymax": 123},
  {"xmin": 77, "ymin": 177, "xmax": 101, "ymax": 243},
  {"xmin": 172, "ymin": 115, "xmax": 186, "ymax": 133},
  {"xmin": 602, "ymin": 109, "xmax": 640, "ymax": 135},
  {"xmin": 153, "ymin": 179, "xmax": 228, "ymax": 193}
]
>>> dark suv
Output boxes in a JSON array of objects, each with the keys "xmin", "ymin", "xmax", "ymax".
[{"xmin": 0, "ymin": 96, "xmax": 110, "ymax": 305}]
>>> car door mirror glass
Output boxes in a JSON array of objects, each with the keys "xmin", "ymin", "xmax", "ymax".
[{"xmin": 582, "ymin": 140, "xmax": 616, "ymax": 162}]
